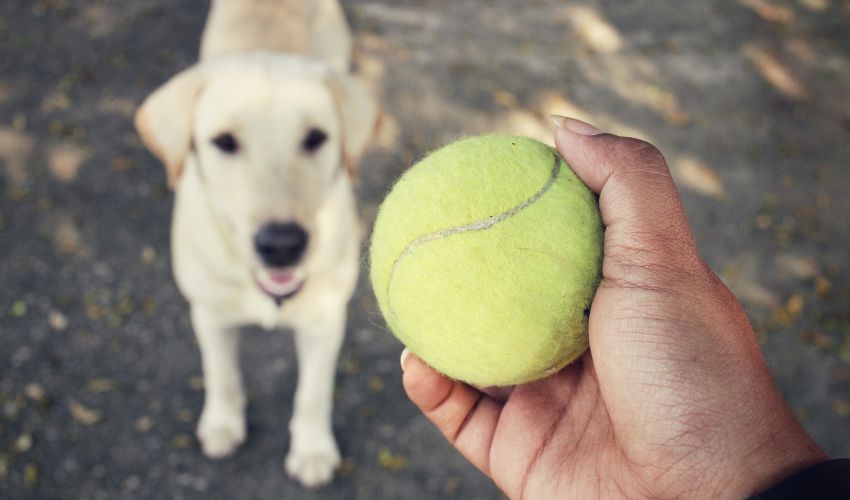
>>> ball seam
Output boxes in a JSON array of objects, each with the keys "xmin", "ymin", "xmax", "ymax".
[{"xmin": 385, "ymin": 153, "xmax": 564, "ymax": 320}]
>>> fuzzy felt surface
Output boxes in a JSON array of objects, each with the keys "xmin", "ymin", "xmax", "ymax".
[{"xmin": 369, "ymin": 135, "xmax": 603, "ymax": 386}]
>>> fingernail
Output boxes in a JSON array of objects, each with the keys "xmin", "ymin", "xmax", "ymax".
[
  {"xmin": 550, "ymin": 114, "xmax": 567, "ymax": 127},
  {"xmin": 562, "ymin": 117, "xmax": 602, "ymax": 136},
  {"xmin": 400, "ymin": 348, "xmax": 411, "ymax": 373}
]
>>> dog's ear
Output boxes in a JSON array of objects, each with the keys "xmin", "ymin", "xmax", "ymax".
[
  {"xmin": 135, "ymin": 66, "xmax": 203, "ymax": 188},
  {"xmin": 326, "ymin": 72, "xmax": 380, "ymax": 178}
]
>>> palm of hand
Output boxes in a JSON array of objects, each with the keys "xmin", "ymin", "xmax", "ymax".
[
  {"xmin": 423, "ymin": 280, "xmax": 731, "ymax": 500},
  {"xmin": 405, "ymin": 272, "xmax": 796, "ymax": 499},
  {"xmin": 483, "ymin": 286, "xmax": 727, "ymax": 500},
  {"xmin": 487, "ymin": 353, "xmax": 641, "ymax": 500}
]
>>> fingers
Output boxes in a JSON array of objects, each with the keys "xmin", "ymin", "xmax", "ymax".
[
  {"xmin": 401, "ymin": 349, "xmax": 503, "ymax": 476},
  {"xmin": 554, "ymin": 118, "xmax": 702, "ymax": 284},
  {"xmin": 554, "ymin": 119, "xmax": 684, "ymax": 231}
]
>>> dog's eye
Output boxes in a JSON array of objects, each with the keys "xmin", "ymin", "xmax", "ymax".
[
  {"xmin": 302, "ymin": 128, "xmax": 327, "ymax": 153},
  {"xmin": 212, "ymin": 133, "xmax": 239, "ymax": 154}
]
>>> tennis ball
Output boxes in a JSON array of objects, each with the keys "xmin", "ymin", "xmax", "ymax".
[{"xmin": 369, "ymin": 134, "xmax": 603, "ymax": 387}]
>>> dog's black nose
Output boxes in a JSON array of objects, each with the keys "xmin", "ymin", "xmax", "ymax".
[{"xmin": 253, "ymin": 222, "xmax": 308, "ymax": 267}]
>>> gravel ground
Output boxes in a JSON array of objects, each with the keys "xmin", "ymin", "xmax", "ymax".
[{"xmin": 1, "ymin": 0, "xmax": 848, "ymax": 498}]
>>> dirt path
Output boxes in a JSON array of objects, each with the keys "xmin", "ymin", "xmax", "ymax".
[{"xmin": 1, "ymin": 0, "xmax": 848, "ymax": 498}]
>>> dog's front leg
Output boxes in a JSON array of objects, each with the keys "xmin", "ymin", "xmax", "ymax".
[
  {"xmin": 191, "ymin": 305, "xmax": 246, "ymax": 459},
  {"xmin": 286, "ymin": 303, "xmax": 345, "ymax": 488}
]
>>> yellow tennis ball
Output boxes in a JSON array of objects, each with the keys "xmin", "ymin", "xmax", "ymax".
[{"xmin": 369, "ymin": 134, "xmax": 603, "ymax": 387}]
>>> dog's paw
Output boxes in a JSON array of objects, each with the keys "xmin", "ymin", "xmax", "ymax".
[
  {"xmin": 285, "ymin": 436, "xmax": 340, "ymax": 488},
  {"xmin": 196, "ymin": 406, "xmax": 246, "ymax": 459}
]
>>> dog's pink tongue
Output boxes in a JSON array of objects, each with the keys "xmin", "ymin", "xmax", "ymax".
[{"xmin": 269, "ymin": 269, "xmax": 295, "ymax": 284}]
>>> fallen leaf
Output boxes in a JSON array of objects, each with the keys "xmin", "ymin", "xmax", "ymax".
[
  {"xmin": 52, "ymin": 215, "xmax": 82, "ymax": 255},
  {"xmin": 377, "ymin": 447, "xmax": 407, "ymax": 471},
  {"xmin": 69, "ymin": 399, "xmax": 101, "ymax": 425},
  {"xmin": 674, "ymin": 157, "xmax": 725, "ymax": 198},
  {"xmin": 24, "ymin": 463, "xmax": 38, "ymax": 490},
  {"xmin": 336, "ymin": 458, "xmax": 355, "ymax": 478},
  {"xmin": 743, "ymin": 44, "xmax": 808, "ymax": 100},
  {"xmin": 785, "ymin": 294, "xmax": 805, "ymax": 317},
  {"xmin": 135, "ymin": 416, "xmax": 153, "ymax": 432},
  {"xmin": 645, "ymin": 85, "xmax": 690, "ymax": 126},
  {"xmin": 142, "ymin": 298, "xmax": 157, "ymax": 315},
  {"xmin": 755, "ymin": 213, "xmax": 773, "ymax": 229},
  {"xmin": 10, "ymin": 300, "xmax": 27, "ymax": 318},
  {"xmin": 97, "ymin": 97, "xmax": 137, "ymax": 118},
  {"xmin": 48, "ymin": 310, "xmax": 68, "ymax": 331},
  {"xmin": 0, "ymin": 127, "xmax": 34, "ymax": 189},
  {"xmin": 13, "ymin": 433, "xmax": 33, "ymax": 454},
  {"xmin": 762, "ymin": 192, "xmax": 778, "ymax": 210},
  {"xmin": 491, "ymin": 89, "xmax": 518, "ymax": 108},
  {"xmin": 814, "ymin": 276, "xmax": 833, "ymax": 297},
  {"xmin": 564, "ymin": 5, "xmax": 623, "ymax": 53},
  {"xmin": 368, "ymin": 376, "xmax": 384, "ymax": 392},
  {"xmin": 800, "ymin": 331, "xmax": 833, "ymax": 350},
  {"xmin": 738, "ymin": 0, "xmax": 795, "ymax": 23},
  {"xmin": 48, "ymin": 142, "xmax": 90, "ymax": 181},
  {"xmin": 342, "ymin": 359, "xmax": 361, "ymax": 376},
  {"xmin": 111, "ymin": 157, "xmax": 132, "ymax": 171},
  {"xmin": 799, "ymin": 0, "xmax": 829, "ymax": 11},
  {"xmin": 24, "ymin": 383, "xmax": 46, "ymax": 402},
  {"xmin": 772, "ymin": 294, "xmax": 805, "ymax": 327},
  {"xmin": 776, "ymin": 254, "xmax": 818, "ymax": 279},
  {"xmin": 172, "ymin": 434, "xmax": 192, "ymax": 449},
  {"xmin": 141, "ymin": 246, "xmax": 156, "ymax": 264},
  {"xmin": 86, "ymin": 305, "xmax": 106, "ymax": 320},
  {"xmin": 12, "ymin": 113, "xmax": 26, "ymax": 131},
  {"xmin": 41, "ymin": 92, "xmax": 71, "ymax": 112},
  {"xmin": 444, "ymin": 477, "xmax": 462, "ymax": 496},
  {"xmin": 176, "ymin": 409, "xmax": 193, "ymax": 423},
  {"xmin": 85, "ymin": 379, "xmax": 114, "ymax": 393},
  {"xmin": 187, "ymin": 376, "xmax": 204, "ymax": 391}
]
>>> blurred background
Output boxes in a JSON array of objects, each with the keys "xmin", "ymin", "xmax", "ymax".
[{"xmin": 1, "ymin": 0, "xmax": 848, "ymax": 498}]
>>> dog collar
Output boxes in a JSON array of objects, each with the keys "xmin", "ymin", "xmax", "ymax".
[{"xmin": 253, "ymin": 275, "xmax": 304, "ymax": 306}]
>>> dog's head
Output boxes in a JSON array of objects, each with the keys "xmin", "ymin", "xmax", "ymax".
[{"xmin": 135, "ymin": 53, "xmax": 378, "ymax": 299}]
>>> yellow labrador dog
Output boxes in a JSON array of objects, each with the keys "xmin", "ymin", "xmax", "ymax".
[{"xmin": 135, "ymin": 0, "xmax": 378, "ymax": 488}]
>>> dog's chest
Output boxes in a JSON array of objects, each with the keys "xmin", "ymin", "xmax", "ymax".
[{"xmin": 240, "ymin": 290, "xmax": 290, "ymax": 330}]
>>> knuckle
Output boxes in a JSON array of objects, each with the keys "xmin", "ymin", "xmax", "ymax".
[
  {"xmin": 614, "ymin": 137, "xmax": 668, "ymax": 171},
  {"xmin": 604, "ymin": 229, "xmax": 704, "ymax": 287}
]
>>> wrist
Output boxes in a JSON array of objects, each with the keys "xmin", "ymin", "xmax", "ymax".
[{"xmin": 727, "ymin": 415, "xmax": 827, "ymax": 498}]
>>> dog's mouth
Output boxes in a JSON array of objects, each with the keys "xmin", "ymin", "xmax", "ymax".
[{"xmin": 253, "ymin": 266, "xmax": 305, "ymax": 303}]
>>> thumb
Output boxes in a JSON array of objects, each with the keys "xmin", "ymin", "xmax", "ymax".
[
  {"xmin": 554, "ymin": 118, "xmax": 702, "ymax": 283},
  {"xmin": 401, "ymin": 349, "xmax": 503, "ymax": 477}
]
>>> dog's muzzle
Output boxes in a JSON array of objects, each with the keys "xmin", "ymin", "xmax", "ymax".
[
  {"xmin": 252, "ymin": 222, "xmax": 308, "ymax": 304},
  {"xmin": 253, "ymin": 222, "xmax": 308, "ymax": 268}
]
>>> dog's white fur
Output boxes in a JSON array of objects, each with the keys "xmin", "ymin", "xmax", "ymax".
[{"xmin": 135, "ymin": 0, "xmax": 377, "ymax": 488}]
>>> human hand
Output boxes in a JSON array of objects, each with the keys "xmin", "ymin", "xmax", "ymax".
[{"xmin": 400, "ymin": 118, "xmax": 825, "ymax": 499}]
